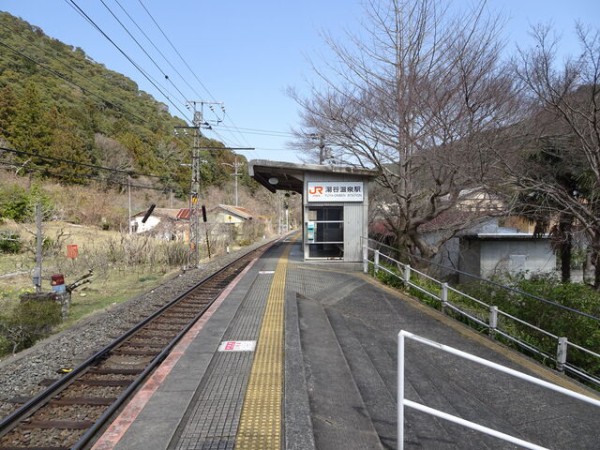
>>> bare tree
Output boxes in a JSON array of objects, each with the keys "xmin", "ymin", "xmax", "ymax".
[
  {"xmin": 291, "ymin": 0, "xmax": 519, "ymax": 261},
  {"xmin": 94, "ymin": 133, "xmax": 134, "ymax": 187},
  {"xmin": 512, "ymin": 24, "xmax": 600, "ymax": 288}
]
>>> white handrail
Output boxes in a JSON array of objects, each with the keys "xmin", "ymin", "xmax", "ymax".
[
  {"xmin": 397, "ymin": 330, "xmax": 600, "ymax": 449},
  {"xmin": 363, "ymin": 239, "xmax": 600, "ymax": 385}
]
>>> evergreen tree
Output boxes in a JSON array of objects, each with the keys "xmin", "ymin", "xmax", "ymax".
[
  {"xmin": 9, "ymin": 81, "xmax": 52, "ymax": 165},
  {"xmin": 45, "ymin": 106, "xmax": 93, "ymax": 184},
  {"xmin": 0, "ymin": 85, "xmax": 17, "ymax": 140}
]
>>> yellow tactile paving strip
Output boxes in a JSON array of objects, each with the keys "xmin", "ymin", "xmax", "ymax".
[{"xmin": 235, "ymin": 244, "xmax": 290, "ymax": 450}]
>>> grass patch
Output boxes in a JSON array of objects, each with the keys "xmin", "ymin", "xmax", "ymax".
[
  {"xmin": 58, "ymin": 266, "xmax": 178, "ymax": 329},
  {"xmin": 0, "ymin": 221, "xmax": 186, "ymax": 355}
]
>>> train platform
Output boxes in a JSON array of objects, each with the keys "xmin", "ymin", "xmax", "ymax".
[{"xmin": 91, "ymin": 238, "xmax": 599, "ymax": 450}]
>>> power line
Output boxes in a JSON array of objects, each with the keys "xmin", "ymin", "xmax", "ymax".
[
  {"xmin": 98, "ymin": 0, "xmax": 188, "ymax": 104},
  {"xmin": 0, "ymin": 158, "xmax": 166, "ymax": 192},
  {"xmin": 136, "ymin": 0, "xmax": 214, "ymax": 102},
  {"xmin": 136, "ymin": 0, "xmax": 254, "ymax": 148},
  {"xmin": 0, "ymin": 26, "xmax": 150, "ymax": 125},
  {"xmin": 64, "ymin": 0, "xmax": 191, "ymax": 122},
  {"xmin": 0, "ymin": 146, "xmax": 164, "ymax": 180},
  {"xmin": 111, "ymin": 0, "xmax": 204, "ymax": 101},
  {"xmin": 218, "ymin": 124, "xmax": 296, "ymax": 138}
]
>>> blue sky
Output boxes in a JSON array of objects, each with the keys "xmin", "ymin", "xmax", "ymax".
[{"xmin": 1, "ymin": 1, "xmax": 598, "ymax": 163}]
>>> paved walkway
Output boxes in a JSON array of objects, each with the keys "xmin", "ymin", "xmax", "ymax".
[{"xmin": 93, "ymin": 240, "xmax": 600, "ymax": 449}]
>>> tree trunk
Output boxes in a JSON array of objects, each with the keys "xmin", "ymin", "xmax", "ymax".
[
  {"xmin": 594, "ymin": 248, "xmax": 600, "ymax": 291},
  {"xmin": 558, "ymin": 216, "xmax": 572, "ymax": 283}
]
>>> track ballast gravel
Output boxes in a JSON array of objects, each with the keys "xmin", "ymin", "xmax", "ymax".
[{"xmin": 0, "ymin": 241, "xmax": 269, "ymax": 420}]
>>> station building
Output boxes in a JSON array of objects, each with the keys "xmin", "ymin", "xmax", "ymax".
[{"xmin": 249, "ymin": 160, "xmax": 378, "ymax": 268}]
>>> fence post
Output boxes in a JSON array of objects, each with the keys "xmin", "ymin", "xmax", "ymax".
[
  {"xmin": 363, "ymin": 241, "xmax": 369, "ymax": 273},
  {"xmin": 397, "ymin": 331, "xmax": 405, "ymax": 450},
  {"xmin": 557, "ymin": 337, "xmax": 568, "ymax": 372},
  {"xmin": 404, "ymin": 265, "xmax": 411, "ymax": 286},
  {"xmin": 489, "ymin": 306, "xmax": 498, "ymax": 339},
  {"xmin": 441, "ymin": 283, "xmax": 448, "ymax": 313},
  {"xmin": 374, "ymin": 250, "xmax": 380, "ymax": 275}
]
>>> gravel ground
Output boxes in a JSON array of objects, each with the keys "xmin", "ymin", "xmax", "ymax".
[{"xmin": 0, "ymin": 240, "xmax": 271, "ymax": 420}]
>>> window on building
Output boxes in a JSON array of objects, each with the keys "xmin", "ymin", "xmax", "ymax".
[{"xmin": 306, "ymin": 206, "xmax": 344, "ymax": 259}]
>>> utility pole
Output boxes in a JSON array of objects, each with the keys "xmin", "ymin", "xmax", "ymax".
[
  {"xmin": 222, "ymin": 157, "xmax": 243, "ymax": 206},
  {"xmin": 190, "ymin": 104, "xmax": 202, "ymax": 268},
  {"xmin": 177, "ymin": 101, "xmax": 225, "ymax": 267},
  {"xmin": 318, "ymin": 134, "xmax": 325, "ymax": 164},
  {"xmin": 34, "ymin": 203, "xmax": 42, "ymax": 293},
  {"xmin": 128, "ymin": 175, "xmax": 132, "ymax": 234}
]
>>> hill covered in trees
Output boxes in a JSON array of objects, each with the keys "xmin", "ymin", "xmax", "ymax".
[{"xmin": 0, "ymin": 12, "xmax": 243, "ymax": 197}]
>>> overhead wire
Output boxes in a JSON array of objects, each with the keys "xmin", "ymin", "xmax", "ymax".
[
  {"xmin": 71, "ymin": 0, "xmax": 253, "ymax": 150},
  {"xmin": 218, "ymin": 125, "xmax": 295, "ymax": 138},
  {"xmin": 136, "ymin": 0, "xmax": 255, "ymax": 149},
  {"xmin": 111, "ymin": 0, "xmax": 204, "ymax": 100},
  {"xmin": 63, "ymin": 0, "xmax": 191, "ymax": 122},
  {"xmin": 0, "ymin": 24, "xmax": 150, "ymax": 125},
  {"xmin": 6, "ymin": 1, "xmax": 296, "ymax": 166},
  {"xmin": 98, "ymin": 0, "xmax": 188, "ymax": 105},
  {"xmin": 136, "ymin": 0, "xmax": 214, "ymax": 102},
  {"xmin": 0, "ymin": 147, "xmax": 165, "ymax": 180}
]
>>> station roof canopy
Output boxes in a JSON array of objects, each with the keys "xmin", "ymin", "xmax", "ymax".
[{"xmin": 248, "ymin": 159, "xmax": 379, "ymax": 194}]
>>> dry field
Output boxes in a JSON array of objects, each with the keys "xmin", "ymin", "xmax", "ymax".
[{"xmin": 0, "ymin": 221, "xmax": 187, "ymax": 328}]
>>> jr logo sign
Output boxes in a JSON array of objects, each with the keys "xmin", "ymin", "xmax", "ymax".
[{"xmin": 307, "ymin": 181, "xmax": 364, "ymax": 202}]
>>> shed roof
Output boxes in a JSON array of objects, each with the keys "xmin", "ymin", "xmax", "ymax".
[
  {"xmin": 211, "ymin": 204, "xmax": 254, "ymax": 220},
  {"xmin": 248, "ymin": 159, "xmax": 378, "ymax": 194}
]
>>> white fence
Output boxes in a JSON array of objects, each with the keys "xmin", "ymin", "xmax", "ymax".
[
  {"xmin": 362, "ymin": 239, "xmax": 600, "ymax": 388},
  {"xmin": 397, "ymin": 330, "xmax": 600, "ymax": 449}
]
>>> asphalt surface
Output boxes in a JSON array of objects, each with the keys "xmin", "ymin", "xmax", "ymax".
[{"xmin": 95, "ymin": 240, "xmax": 600, "ymax": 449}]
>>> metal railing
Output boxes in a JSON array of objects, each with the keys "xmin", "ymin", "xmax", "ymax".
[
  {"xmin": 362, "ymin": 239, "xmax": 600, "ymax": 388},
  {"xmin": 397, "ymin": 330, "xmax": 600, "ymax": 450}
]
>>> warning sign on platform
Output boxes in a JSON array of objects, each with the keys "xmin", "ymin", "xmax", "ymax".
[{"xmin": 218, "ymin": 340, "xmax": 256, "ymax": 352}]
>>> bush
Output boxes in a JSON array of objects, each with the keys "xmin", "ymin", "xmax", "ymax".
[
  {"xmin": 0, "ymin": 185, "xmax": 54, "ymax": 223},
  {"xmin": 461, "ymin": 278, "xmax": 600, "ymax": 375},
  {"xmin": 0, "ymin": 231, "xmax": 22, "ymax": 253},
  {"xmin": 0, "ymin": 296, "xmax": 62, "ymax": 355},
  {"xmin": 162, "ymin": 241, "xmax": 190, "ymax": 266}
]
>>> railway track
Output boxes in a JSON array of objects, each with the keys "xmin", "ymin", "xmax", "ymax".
[{"xmin": 0, "ymin": 244, "xmax": 270, "ymax": 450}]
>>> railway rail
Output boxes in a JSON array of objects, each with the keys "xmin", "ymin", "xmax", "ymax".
[{"xmin": 0, "ymin": 243, "xmax": 271, "ymax": 450}]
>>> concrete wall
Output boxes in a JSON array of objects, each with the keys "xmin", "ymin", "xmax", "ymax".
[
  {"xmin": 459, "ymin": 237, "xmax": 555, "ymax": 282},
  {"xmin": 480, "ymin": 239, "xmax": 555, "ymax": 278},
  {"xmin": 132, "ymin": 215, "xmax": 160, "ymax": 233}
]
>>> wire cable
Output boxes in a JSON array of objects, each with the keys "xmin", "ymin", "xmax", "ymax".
[
  {"xmin": 64, "ymin": 0, "xmax": 191, "ymax": 122},
  {"xmin": 0, "ymin": 24, "xmax": 154, "ymax": 126},
  {"xmin": 136, "ymin": 0, "xmax": 214, "ymax": 102},
  {"xmin": 98, "ymin": 0, "xmax": 188, "ymax": 105},
  {"xmin": 0, "ymin": 146, "xmax": 164, "ymax": 179},
  {"xmin": 0, "ymin": 38, "xmax": 150, "ymax": 125},
  {"xmin": 136, "ymin": 0, "xmax": 254, "ymax": 148},
  {"xmin": 111, "ymin": 0, "xmax": 205, "ymax": 101}
]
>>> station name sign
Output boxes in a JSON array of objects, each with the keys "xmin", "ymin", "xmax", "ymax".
[{"xmin": 307, "ymin": 181, "xmax": 364, "ymax": 202}]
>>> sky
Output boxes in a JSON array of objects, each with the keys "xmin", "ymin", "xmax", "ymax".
[{"xmin": 0, "ymin": 1, "xmax": 598, "ymax": 164}]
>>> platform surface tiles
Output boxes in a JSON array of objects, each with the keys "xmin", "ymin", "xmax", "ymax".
[{"xmin": 93, "ymin": 239, "xmax": 600, "ymax": 450}]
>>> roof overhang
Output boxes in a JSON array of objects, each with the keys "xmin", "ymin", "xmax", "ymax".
[{"xmin": 248, "ymin": 159, "xmax": 379, "ymax": 194}]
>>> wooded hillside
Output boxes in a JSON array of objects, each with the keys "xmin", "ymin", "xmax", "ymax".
[{"xmin": 0, "ymin": 12, "xmax": 242, "ymax": 197}]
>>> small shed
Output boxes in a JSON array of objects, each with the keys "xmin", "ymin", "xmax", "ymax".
[
  {"xmin": 459, "ymin": 232, "xmax": 556, "ymax": 283},
  {"xmin": 211, "ymin": 204, "xmax": 253, "ymax": 224}
]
